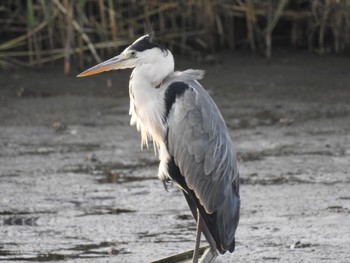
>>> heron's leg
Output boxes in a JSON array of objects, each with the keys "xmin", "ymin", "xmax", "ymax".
[
  {"xmin": 202, "ymin": 225, "xmax": 218, "ymax": 254},
  {"xmin": 192, "ymin": 208, "xmax": 202, "ymax": 263},
  {"xmin": 198, "ymin": 222, "xmax": 218, "ymax": 263}
]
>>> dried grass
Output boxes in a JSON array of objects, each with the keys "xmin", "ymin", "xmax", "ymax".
[{"xmin": 0, "ymin": 1, "xmax": 349, "ymax": 72}]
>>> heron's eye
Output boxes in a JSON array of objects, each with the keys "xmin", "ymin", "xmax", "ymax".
[{"xmin": 130, "ymin": 51, "xmax": 136, "ymax": 57}]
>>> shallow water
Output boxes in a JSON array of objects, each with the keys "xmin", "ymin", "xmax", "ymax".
[{"xmin": 0, "ymin": 51, "xmax": 350, "ymax": 262}]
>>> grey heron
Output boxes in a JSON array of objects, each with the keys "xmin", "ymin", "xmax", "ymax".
[{"xmin": 78, "ymin": 33, "xmax": 240, "ymax": 263}]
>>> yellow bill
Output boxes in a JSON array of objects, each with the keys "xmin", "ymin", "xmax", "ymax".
[{"xmin": 77, "ymin": 55, "xmax": 126, "ymax": 77}]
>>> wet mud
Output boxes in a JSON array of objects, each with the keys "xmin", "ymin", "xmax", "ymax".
[{"xmin": 0, "ymin": 50, "xmax": 349, "ymax": 262}]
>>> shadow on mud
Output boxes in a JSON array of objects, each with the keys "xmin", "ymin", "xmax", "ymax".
[
  {"xmin": 63, "ymin": 160, "xmax": 158, "ymax": 184},
  {"xmin": 0, "ymin": 241, "xmax": 130, "ymax": 261},
  {"xmin": 1, "ymin": 211, "xmax": 57, "ymax": 227},
  {"xmin": 77, "ymin": 207, "xmax": 135, "ymax": 217}
]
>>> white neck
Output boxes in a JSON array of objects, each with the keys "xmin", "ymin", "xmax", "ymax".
[{"xmin": 128, "ymin": 50, "xmax": 174, "ymax": 149}]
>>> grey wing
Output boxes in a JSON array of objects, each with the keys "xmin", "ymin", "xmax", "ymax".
[{"xmin": 166, "ymin": 80, "xmax": 240, "ymax": 249}]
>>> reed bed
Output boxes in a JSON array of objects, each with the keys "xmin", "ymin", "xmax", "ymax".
[{"xmin": 1, "ymin": 0, "xmax": 350, "ymax": 72}]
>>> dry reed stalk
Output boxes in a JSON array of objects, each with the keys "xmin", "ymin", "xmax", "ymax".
[
  {"xmin": 52, "ymin": 0, "xmax": 101, "ymax": 63},
  {"xmin": 26, "ymin": 0, "xmax": 35, "ymax": 66},
  {"xmin": 32, "ymin": 27, "xmax": 41, "ymax": 66},
  {"xmin": 266, "ymin": 0, "xmax": 272, "ymax": 58},
  {"xmin": 143, "ymin": 0, "xmax": 151, "ymax": 31},
  {"xmin": 64, "ymin": 0, "xmax": 73, "ymax": 74},
  {"xmin": 244, "ymin": 0, "xmax": 257, "ymax": 51},
  {"xmin": 180, "ymin": 8, "xmax": 187, "ymax": 55},
  {"xmin": 158, "ymin": 3, "xmax": 165, "ymax": 33},
  {"xmin": 216, "ymin": 14, "xmax": 225, "ymax": 47},
  {"xmin": 224, "ymin": 12, "xmax": 235, "ymax": 50},
  {"xmin": 97, "ymin": 0, "xmax": 107, "ymax": 58},
  {"xmin": 265, "ymin": 0, "xmax": 289, "ymax": 58},
  {"xmin": 108, "ymin": 0, "xmax": 118, "ymax": 43},
  {"xmin": 98, "ymin": 0, "xmax": 107, "ymax": 38},
  {"xmin": 39, "ymin": 0, "xmax": 55, "ymax": 53},
  {"xmin": 76, "ymin": 2, "xmax": 84, "ymax": 69},
  {"xmin": 330, "ymin": 0, "xmax": 350, "ymax": 53},
  {"xmin": 201, "ymin": 0, "xmax": 216, "ymax": 53},
  {"xmin": 29, "ymin": 1, "xmax": 42, "ymax": 66},
  {"xmin": 319, "ymin": 0, "xmax": 331, "ymax": 54}
]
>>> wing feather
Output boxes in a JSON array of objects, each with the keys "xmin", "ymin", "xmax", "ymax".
[
  {"xmin": 164, "ymin": 75, "xmax": 240, "ymax": 253},
  {"xmin": 166, "ymin": 81, "xmax": 239, "ymax": 212}
]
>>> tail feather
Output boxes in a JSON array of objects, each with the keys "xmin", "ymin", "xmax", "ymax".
[
  {"xmin": 216, "ymin": 182, "xmax": 240, "ymax": 252},
  {"xmin": 182, "ymin": 190, "xmax": 225, "ymax": 254},
  {"xmin": 182, "ymin": 184, "xmax": 239, "ymax": 254}
]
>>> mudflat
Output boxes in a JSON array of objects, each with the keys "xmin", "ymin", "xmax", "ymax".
[{"xmin": 0, "ymin": 50, "xmax": 349, "ymax": 262}]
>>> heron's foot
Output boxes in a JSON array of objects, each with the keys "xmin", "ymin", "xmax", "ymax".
[{"xmin": 198, "ymin": 248, "xmax": 218, "ymax": 263}]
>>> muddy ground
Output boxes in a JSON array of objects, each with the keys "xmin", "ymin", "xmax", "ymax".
[{"xmin": 0, "ymin": 50, "xmax": 349, "ymax": 263}]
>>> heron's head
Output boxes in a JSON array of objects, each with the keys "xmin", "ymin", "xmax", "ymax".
[{"xmin": 77, "ymin": 33, "xmax": 174, "ymax": 78}]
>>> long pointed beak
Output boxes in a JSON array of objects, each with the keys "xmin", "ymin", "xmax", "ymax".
[{"xmin": 77, "ymin": 55, "xmax": 125, "ymax": 77}]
